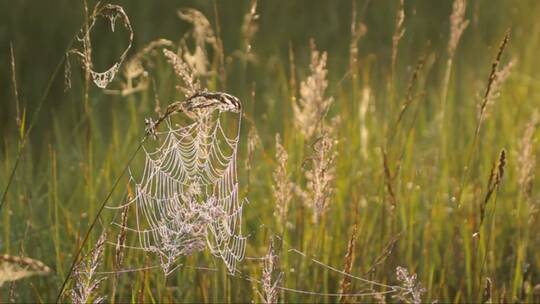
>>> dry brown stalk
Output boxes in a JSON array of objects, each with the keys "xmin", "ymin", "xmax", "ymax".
[
  {"xmin": 395, "ymin": 54, "xmax": 426, "ymax": 129},
  {"xmin": 383, "ymin": 150, "xmax": 397, "ymax": 209},
  {"xmin": 137, "ymin": 258, "xmax": 149, "ymax": 303},
  {"xmin": 480, "ymin": 149, "xmax": 506, "ymax": 227},
  {"xmin": 339, "ymin": 223, "xmax": 358, "ymax": 303},
  {"xmin": 246, "ymin": 125, "xmax": 262, "ymax": 188},
  {"xmin": 440, "ymin": 0, "xmax": 469, "ymax": 133},
  {"xmin": 349, "ymin": 1, "xmax": 367, "ymax": 79},
  {"xmin": 448, "ymin": 0, "xmax": 469, "ymax": 60},
  {"xmin": 456, "ymin": 31, "xmax": 513, "ymax": 209},
  {"xmin": 110, "ymin": 190, "xmax": 132, "ymax": 303},
  {"xmin": 482, "ymin": 277, "xmax": 493, "ymax": 303},
  {"xmin": 288, "ymin": 41, "xmax": 298, "ymax": 106},
  {"xmin": 178, "ymin": 8, "xmax": 218, "ymax": 51},
  {"xmin": 391, "ymin": 0, "xmax": 405, "ymax": 76},
  {"xmin": 365, "ymin": 234, "xmax": 400, "ymax": 275},
  {"xmin": 477, "ymin": 32, "xmax": 512, "ymax": 131},
  {"xmin": 359, "ymin": 86, "xmax": 371, "ymax": 159},
  {"xmin": 439, "ymin": 0, "xmax": 470, "ymax": 168},
  {"xmin": 212, "ymin": 2, "xmax": 227, "ymax": 85},
  {"xmin": 114, "ymin": 205, "xmax": 129, "ymax": 271},
  {"xmin": 241, "ymin": 0, "xmax": 259, "ymax": 60},
  {"xmin": 10, "ymin": 43, "xmax": 22, "ymax": 131}
]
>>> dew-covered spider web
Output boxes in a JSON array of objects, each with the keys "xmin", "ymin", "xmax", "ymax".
[
  {"xmin": 98, "ymin": 92, "xmax": 414, "ymax": 300},
  {"xmin": 107, "ymin": 103, "xmax": 246, "ymax": 275}
]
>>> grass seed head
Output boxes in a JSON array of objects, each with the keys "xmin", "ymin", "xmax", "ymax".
[
  {"xmin": 272, "ymin": 133, "xmax": 294, "ymax": 225},
  {"xmin": 518, "ymin": 112, "xmax": 539, "ymax": 196},
  {"xmin": 178, "ymin": 8, "xmax": 217, "ymax": 77},
  {"xmin": 339, "ymin": 223, "xmax": 358, "ymax": 303},
  {"xmin": 393, "ymin": 266, "xmax": 425, "ymax": 304},
  {"xmin": 163, "ymin": 48, "xmax": 201, "ymax": 96},
  {"xmin": 0, "ymin": 255, "xmax": 51, "ymax": 287},
  {"xmin": 241, "ymin": 0, "xmax": 259, "ymax": 59},
  {"xmin": 293, "ymin": 39, "xmax": 334, "ymax": 139},
  {"xmin": 448, "ymin": 0, "xmax": 469, "ymax": 59},
  {"xmin": 391, "ymin": 0, "xmax": 405, "ymax": 72},
  {"xmin": 304, "ymin": 126, "xmax": 338, "ymax": 224},
  {"xmin": 69, "ymin": 232, "xmax": 108, "ymax": 304},
  {"xmin": 259, "ymin": 239, "xmax": 282, "ymax": 304},
  {"xmin": 479, "ymin": 31, "xmax": 512, "ymax": 123}
]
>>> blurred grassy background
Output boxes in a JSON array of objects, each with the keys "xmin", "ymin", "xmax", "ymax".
[{"xmin": 2, "ymin": 0, "xmax": 540, "ymax": 302}]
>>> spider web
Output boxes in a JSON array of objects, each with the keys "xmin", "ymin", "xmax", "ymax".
[{"xmin": 109, "ymin": 109, "xmax": 246, "ymax": 275}]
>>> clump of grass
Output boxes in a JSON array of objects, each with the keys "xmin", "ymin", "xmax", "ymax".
[
  {"xmin": 5, "ymin": 1, "xmax": 540, "ymax": 302},
  {"xmin": 458, "ymin": 31, "xmax": 513, "ymax": 207},
  {"xmin": 290, "ymin": 40, "xmax": 340, "ymax": 224}
]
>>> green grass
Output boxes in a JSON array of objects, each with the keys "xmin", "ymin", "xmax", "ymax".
[{"xmin": 2, "ymin": 0, "xmax": 540, "ymax": 302}]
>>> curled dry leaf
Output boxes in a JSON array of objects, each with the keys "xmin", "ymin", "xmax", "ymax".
[
  {"xmin": 0, "ymin": 254, "xmax": 52, "ymax": 287},
  {"xmin": 105, "ymin": 39, "xmax": 175, "ymax": 96}
]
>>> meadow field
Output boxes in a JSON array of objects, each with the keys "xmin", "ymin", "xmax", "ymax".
[{"xmin": 1, "ymin": 0, "xmax": 540, "ymax": 302}]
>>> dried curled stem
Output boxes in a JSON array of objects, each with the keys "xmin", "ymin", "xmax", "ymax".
[
  {"xmin": 104, "ymin": 39, "xmax": 175, "ymax": 96},
  {"xmin": 145, "ymin": 91, "xmax": 242, "ymax": 139}
]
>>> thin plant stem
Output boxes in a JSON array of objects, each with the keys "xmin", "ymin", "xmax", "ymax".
[{"xmin": 0, "ymin": 34, "xmax": 77, "ymax": 214}]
